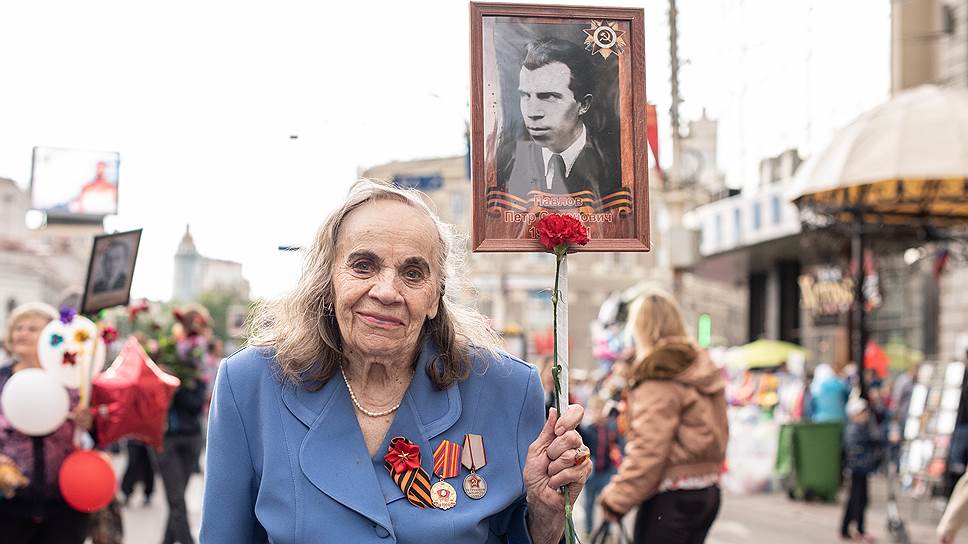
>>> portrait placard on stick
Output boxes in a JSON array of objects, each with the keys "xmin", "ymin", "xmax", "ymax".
[
  {"xmin": 80, "ymin": 229, "xmax": 142, "ymax": 315},
  {"xmin": 470, "ymin": 2, "xmax": 649, "ymax": 252}
]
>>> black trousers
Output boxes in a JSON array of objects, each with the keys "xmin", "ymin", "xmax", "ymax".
[
  {"xmin": 841, "ymin": 473, "xmax": 869, "ymax": 536},
  {"xmin": 0, "ymin": 501, "xmax": 90, "ymax": 544},
  {"xmin": 121, "ymin": 440, "xmax": 156, "ymax": 500},
  {"xmin": 633, "ymin": 486, "xmax": 721, "ymax": 544},
  {"xmin": 159, "ymin": 434, "xmax": 202, "ymax": 544}
]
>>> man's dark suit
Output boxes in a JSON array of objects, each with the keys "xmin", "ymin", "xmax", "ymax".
[
  {"xmin": 93, "ymin": 272, "xmax": 127, "ymax": 294},
  {"xmin": 497, "ymin": 134, "xmax": 621, "ymax": 205}
]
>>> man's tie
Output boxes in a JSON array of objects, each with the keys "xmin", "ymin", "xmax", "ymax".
[{"xmin": 549, "ymin": 153, "xmax": 566, "ymax": 191}]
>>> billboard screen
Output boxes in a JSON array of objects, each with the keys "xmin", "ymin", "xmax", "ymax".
[{"xmin": 30, "ymin": 146, "xmax": 120, "ymax": 218}]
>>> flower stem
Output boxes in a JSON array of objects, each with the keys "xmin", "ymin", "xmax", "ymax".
[{"xmin": 551, "ymin": 245, "xmax": 578, "ymax": 544}]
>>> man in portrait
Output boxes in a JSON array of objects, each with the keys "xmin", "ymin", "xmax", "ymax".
[
  {"xmin": 92, "ymin": 239, "xmax": 130, "ymax": 294},
  {"xmin": 496, "ymin": 37, "xmax": 622, "ymax": 207}
]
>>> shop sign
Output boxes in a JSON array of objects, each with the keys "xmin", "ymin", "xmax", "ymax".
[{"xmin": 799, "ymin": 267, "xmax": 854, "ymax": 318}]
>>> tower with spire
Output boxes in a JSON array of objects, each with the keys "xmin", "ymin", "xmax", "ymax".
[{"xmin": 173, "ymin": 224, "xmax": 200, "ymax": 301}]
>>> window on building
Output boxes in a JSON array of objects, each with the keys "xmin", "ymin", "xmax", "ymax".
[
  {"xmin": 772, "ymin": 196, "xmax": 782, "ymax": 225},
  {"xmin": 752, "ymin": 203, "xmax": 762, "ymax": 231},
  {"xmin": 450, "ymin": 192, "xmax": 465, "ymax": 221},
  {"xmin": 733, "ymin": 208, "xmax": 742, "ymax": 242},
  {"xmin": 6, "ymin": 298, "xmax": 17, "ymax": 316},
  {"xmin": 715, "ymin": 214, "xmax": 722, "ymax": 245}
]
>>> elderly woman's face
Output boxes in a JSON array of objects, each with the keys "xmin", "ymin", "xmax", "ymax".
[
  {"xmin": 332, "ymin": 199, "xmax": 441, "ymax": 360},
  {"xmin": 9, "ymin": 315, "xmax": 48, "ymax": 360}
]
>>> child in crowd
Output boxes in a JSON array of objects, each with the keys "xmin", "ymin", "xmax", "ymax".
[{"xmin": 841, "ymin": 397, "xmax": 881, "ymax": 542}]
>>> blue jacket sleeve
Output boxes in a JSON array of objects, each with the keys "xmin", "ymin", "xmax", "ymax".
[
  {"xmin": 490, "ymin": 365, "xmax": 545, "ymax": 543},
  {"xmin": 199, "ymin": 361, "xmax": 266, "ymax": 543}
]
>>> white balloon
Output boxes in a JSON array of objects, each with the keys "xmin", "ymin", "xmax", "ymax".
[
  {"xmin": 1, "ymin": 368, "xmax": 70, "ymax": 436},
  {"xmin": 36, "ymin": 316, "xmax": 98, "ymax": 389}
]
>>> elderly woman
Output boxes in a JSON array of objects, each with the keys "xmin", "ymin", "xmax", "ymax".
[
  {"xmin": 0, "ymin": 302, "xmax": 93, "ymax": 543},
  {"xmin": 201, "ymin": 179, "xmax": 591, "ymax": 543},
  {"xmin": 599, "ymin": 289, "xmax": 728, "ymax": 543}
]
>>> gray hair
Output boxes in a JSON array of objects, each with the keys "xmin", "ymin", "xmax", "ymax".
[{"xmin": 247, "ymin": 178, "xmax": 502, "ymax": 390}]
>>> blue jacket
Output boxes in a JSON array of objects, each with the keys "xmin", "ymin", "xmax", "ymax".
[
  {"xmin": 811, "ymin": 379, "xmax": 848, "ymax": 423},
  {"xmin": 200, "ymin": 340, "xmax": 544, "ymax": 543}
]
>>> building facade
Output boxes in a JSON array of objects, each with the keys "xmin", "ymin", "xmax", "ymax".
[
  {"xmin": 0, "ymin": 178, "xmax": 102, "ymax": 333},
  {"xmin": 172, "ymin": 225, "xmax": 250, "ymax": 301}
]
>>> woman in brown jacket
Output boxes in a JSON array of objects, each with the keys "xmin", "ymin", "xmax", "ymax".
[{"xmin": 599, "ymin": 289, "xmax": 728, "ymax": 543}]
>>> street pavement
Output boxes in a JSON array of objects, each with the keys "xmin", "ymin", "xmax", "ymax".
[{"xmin": 112, "ymin": 459, "xmax": 967, "ymax": 544}]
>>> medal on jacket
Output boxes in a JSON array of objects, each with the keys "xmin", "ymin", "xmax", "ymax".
[
  {"xmin": 430, "ymin": 439, "xmax": 461, "ymax": 510},
  {"xmin": 461, "ymin": 433, "xmax": 487, "ymax": 499},
  {"xmin": 383, "ymin": 437, "xmax": 435, "ymax": 509}
]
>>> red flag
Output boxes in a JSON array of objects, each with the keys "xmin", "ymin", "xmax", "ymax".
[{"xmin": 646, "ymin": 103, "xmax": 663, "ymax": 181}]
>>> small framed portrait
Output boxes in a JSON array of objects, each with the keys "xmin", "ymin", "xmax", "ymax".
[
  {"xmin": 81, "ymin": 229, "xmax": 142, "ymax": 315},
  {"xmin": 470, "ymin": 2, "xmax": 649, "ymax": 252}
]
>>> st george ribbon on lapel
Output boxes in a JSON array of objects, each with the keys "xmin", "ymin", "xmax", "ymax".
[{"xmin": 384, "ymin": 436, "xmax": 435, "ymax": 509}]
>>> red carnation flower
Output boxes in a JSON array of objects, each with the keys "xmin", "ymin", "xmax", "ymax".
[
  {"xmin": 534, "ymin": 214, "xmax": 590, "ymax": 252},
  {"xmin": 101, "ymin": 325, "xmax": 119, "ymax": 344},
  {"xmin": 383, "ymin": 438, "xmax": 422, "ymax": 474}
]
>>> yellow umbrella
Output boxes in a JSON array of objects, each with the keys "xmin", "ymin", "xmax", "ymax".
[
  {"xmin": 789, "ymin": 85, "xmax": 968, "ymax": 226},
  {"xmin": 728, "ymin": 339, "xmax": 809, "ymax": 370}
]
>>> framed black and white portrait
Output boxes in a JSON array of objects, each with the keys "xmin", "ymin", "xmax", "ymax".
[
  {"xmin": 470, "ymin": 2, "xmax": 649, "ymax": 252},
  {"xmin": 81, "ymin": 229, "xmax": 142, "ymax": 314}
]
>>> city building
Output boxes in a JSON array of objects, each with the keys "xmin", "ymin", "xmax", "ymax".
[
  {"xmin": 690, "ymin": 149, "xmax": 804, "ymax": 345},
  {"xmin": 0, "ymin": 177, "xmax": 100, "ymax": 333},
  {"xmin": 172, "ymin": 225, "xmax": 250, "ymax": 301}
]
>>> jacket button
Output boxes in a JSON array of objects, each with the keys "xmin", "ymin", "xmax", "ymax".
[{"xmin": 374, "ymin": 525, "xmax": 390, "ymax": 538}]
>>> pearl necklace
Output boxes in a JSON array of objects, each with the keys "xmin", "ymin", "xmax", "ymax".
[{"xmin": 340, "ymin": 365, "xmax": 404, "ymax": 418}]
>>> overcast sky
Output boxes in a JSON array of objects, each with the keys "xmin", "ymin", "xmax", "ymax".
[{"xmin": 0, "ymin": 0, "xmax": 889, "ymax": 301}]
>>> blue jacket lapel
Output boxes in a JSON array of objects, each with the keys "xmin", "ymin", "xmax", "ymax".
[
  {"xmin": 280, "ymin": 340, "xmax": 462, "ymax": 526},
  {"xmin": 282, "ymin": 373, "xmax": 393, "ymax": 531}
]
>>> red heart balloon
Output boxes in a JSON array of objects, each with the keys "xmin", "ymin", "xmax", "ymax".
[
  {"xmin": 92, "ymin": 336, "xmax": 180, "ymax": 450},
  {"xmin": 58, "ymin": 450, "xmax": 116, "ymax": 512}
]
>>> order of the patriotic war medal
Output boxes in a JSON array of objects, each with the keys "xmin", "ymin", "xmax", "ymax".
[
  {"xmin": 463, "ymin": 472, "xmax": 487, "ymax": 500},
  {"xmin": 430, "ymin": 480, "xmax": 458, "ymax": 510},
  {"xmin": 582, "ymin": 20, "xmax": 627, "ymax": 59}
]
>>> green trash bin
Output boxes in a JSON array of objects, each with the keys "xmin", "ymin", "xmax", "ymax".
[{"xmin": 776, "ymin": 422, "xmax": 842, "ymax": 502}]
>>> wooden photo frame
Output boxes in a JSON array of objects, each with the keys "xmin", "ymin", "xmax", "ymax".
[
  {"xmin": 470, "ymin": 2, "xmax": 649, "ymax": 252},
  {"xmin": 81, "ymin": 229, "xmax": 142, "ymax": 315}
]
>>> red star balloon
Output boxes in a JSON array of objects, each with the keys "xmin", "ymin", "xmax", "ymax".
[{"xmin": 91, "ymin": 336, "xmax": 180, "ymax": 450}]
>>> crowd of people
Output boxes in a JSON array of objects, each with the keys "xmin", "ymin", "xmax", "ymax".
[
  {"xmin": 0, "ymin": 301, "xmax": 218, "ymax": 544},
  {"xmin": 13, "ymin": 179, "xmax": 968, "ymax": 544}
]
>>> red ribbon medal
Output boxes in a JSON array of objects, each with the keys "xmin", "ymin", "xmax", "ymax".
[
  {"xmin": 430, "ymin": 439, "xmax": 461, "ymax": 510},
  {"xmin": 383, "ymin": 437, "xmax": 435, "ymax": 509}
]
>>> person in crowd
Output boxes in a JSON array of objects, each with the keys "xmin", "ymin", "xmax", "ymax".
[
  {"xmin": 200, "ymin": 179, "xmax": 591, "ymax": 542},
  {"xmin": 577, "ymin": 394, "xmax": 622, "ymax": 536},
  {"xmin": 120, "ymin": 439, "xmax": 155, "ymax": 506},
  {"xmin": 0, "ymin": 302, "xmax": 94, "ymax": 544},
  {"xmin": 157, "ymin": 306, "xmax": 210, "ymax": 544},
  {"xmin": 599, "ymin": 289, "xmax": 728, "ymax": 543},
  {"xmin": 939, "ymin": 470, "xmax": 968, "ymax": 543},
  {"xmin": 811, "ymin": 363, "xmax": 849, "ymax": 422},
  {"xmin": 841, "ymin": 397, "xmax": 881, "ymax": 542}
]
